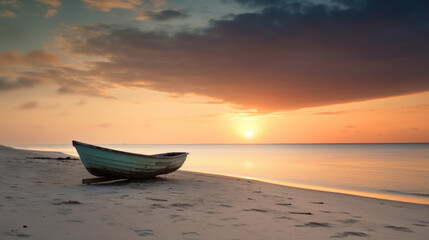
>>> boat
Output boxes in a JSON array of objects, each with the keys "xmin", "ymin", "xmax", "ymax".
[{"xmin": 72, "ymin": 140, "xmax": 189, "ymax": 178}]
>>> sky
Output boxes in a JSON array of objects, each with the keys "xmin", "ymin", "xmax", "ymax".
[{"xmin": 0, "ymin": 0, "xmax": 428, "ymax": 144}]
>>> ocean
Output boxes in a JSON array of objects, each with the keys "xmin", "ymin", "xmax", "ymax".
[{"xmin": 13, "ymin": 143, "xmax": 429, "ymax": 205}]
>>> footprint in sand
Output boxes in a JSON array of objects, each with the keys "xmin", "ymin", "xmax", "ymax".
[
  {"xmin": 182, "ymin": 232, "xmax": 199, "ymax": 236},
  {"xmin": 413, "ymin": 220, "xmax": 428, "ymax": 227},
  {"xmin": 17, "ymin": 234, "xmax": 31, "ymax": 239},
  {"xmin": 331, "ymin": 231, "xmax": 369, "ymax": 238},
  {"xmin": 232, "ymin": 223, "xmax": 248, "ymax": 227},
  {"xmin": 171, "ymin": 203, "xmax": 194, "ymax": 208},
  {"xmin": 6, "ymin": 230, "xmax": 31, "ymax": 239},
  {"xmin": 276, "ymin": 203, "xmax": 292, "ymax": 206},
  {"xmin": 220, "ymin": 204, "xmax": 232, "ymax": 208},
  {"xmin": 145, "ymin": 197, "xmax": 167, "ymax": 202},
  {"xmin": 243, "ymin": 208, "xmax": 268, "ymax": 213},
  {"xmin": 289, "ymin": 211, "xmax": 312, "ymax": 215},
  {"xmin": 135, "ymin": 229, "xmax": 154, "ymax": 237},
  {"xmin": 65, "ymin": 220, "xmax": 82, "ymax": 223},
  {"xmin": 384, "ymin": 225, "xmax": 413, "ymax": 232},
  {"xmin": 150, "ymin": 203, "xmax": 167, "ymax": 209},
  {"xmin": 295, "ymin": 222, "xmax": 331, "ymax": 227},
  {"xmin": 337, "ymin": 219, "xmax": 358, "ymax": 224},
  {"xmin": 170, "ymin": 214, "xmax": 186, "ymax": 222}
]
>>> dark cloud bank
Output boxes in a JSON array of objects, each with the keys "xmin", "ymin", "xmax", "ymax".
[
  {"xmin": 0, "ymin": 77, "xmax": 41, "ymax": 91},
  {"xmin": 55, "ymin": 0, "xmax": 429, "ymax": 111},
  {"xmin": 144, "ymin": 9, "xmax": 188, "ymax": 21}
]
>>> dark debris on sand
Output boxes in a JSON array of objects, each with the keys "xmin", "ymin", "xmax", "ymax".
[
  {"xmin": 53, "ymin": 200, "xmax": 81, "ymax": 205},
  {"xmin": 27, "ymin": 156, "xmax": 79, "ymax": 160}
]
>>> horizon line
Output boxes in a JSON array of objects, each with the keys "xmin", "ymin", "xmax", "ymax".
[{"xmin": 8, "ymin": 142, "xmax": 429, "ymax": 146}]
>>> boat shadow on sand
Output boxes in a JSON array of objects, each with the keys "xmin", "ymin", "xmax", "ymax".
[{"xmin": 82, "ymin": 176, "xmax": 171, "ymax": 185}]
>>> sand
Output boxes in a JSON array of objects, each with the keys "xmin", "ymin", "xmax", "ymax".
[{"xmin": 0, "ymin": 145, "xmax": 428, "ymax": 239}]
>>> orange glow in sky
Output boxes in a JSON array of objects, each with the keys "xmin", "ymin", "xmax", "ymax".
[{"xmin": 1, "ymin": 87, "xmax": 428, "ymax": 144}]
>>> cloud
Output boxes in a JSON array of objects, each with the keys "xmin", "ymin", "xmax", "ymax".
[
  {"xmin": 35, "ymin": 0, "xmax": 61, "ymax": 8},
  {"xmin": 231, "ymin": 0, "xmax": 289, "ymax": 8},
  {"xmin": 136, "ymin": 9, "xmax": 188, "ymax": 21},
  {"xmin": 81, "ymin": 0, "xmax": 167, "ymax": 12},
  {"xmin": 0, "ymin": 10, "xmax": 16, "ymax": 18},
  {"xmin": 22, "ymin": 66, "xmax": 116, "ymax": 98},
  {"xmin": 142, "ymin": 0, "xmax": 165, "ymax": 7},
  {"xmin": 0, "ymin": 50, "xmax": 60, "ymax": 66},
  {"xmin": 0, "ymin": 0, "xmax": 22, "ymax": 8},
  {"xmin": 82, "ymin": 0, "xmax": 143, "ymax": 12},
  {"xmin": 48, "ymin": 0, "xmax": 429, "ymax": 111},
  {"xmin": 0, "ymin": 77, "xmax": 42, "ymax": 91},
  {"xmin": 35, "ymin": 0, "xmax": 60, "ymax": 18},
  {"xmin": 18, "ymin": 101, "xmax": 39, "ymax": 109},
  {"xmin": 44, "ymin": 8, "xmax": 57, "ymax": 18}
]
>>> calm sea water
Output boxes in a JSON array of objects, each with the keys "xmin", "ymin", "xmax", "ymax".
[{"xmin": 13, "ymin": 143, "xmax": 429, "ymax": 204}]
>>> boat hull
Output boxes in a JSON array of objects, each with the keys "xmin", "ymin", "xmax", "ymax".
[{"xmin": 72, "ymin": 141, "xmax": 188, "ymax": 178}]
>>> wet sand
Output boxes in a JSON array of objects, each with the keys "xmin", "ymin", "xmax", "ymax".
[{"xmin": 0, "ymin": 145, "xmax": 428, "ymax": 239}]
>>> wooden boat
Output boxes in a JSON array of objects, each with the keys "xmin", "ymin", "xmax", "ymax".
[{"xmin": 72, "ymin": 140, "xmax": 188, "ymax": 178}]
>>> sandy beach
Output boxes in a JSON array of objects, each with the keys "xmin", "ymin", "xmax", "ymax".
[{"xmin": 0, "ymin": 145, "xmax": 428, "ymax": 240}]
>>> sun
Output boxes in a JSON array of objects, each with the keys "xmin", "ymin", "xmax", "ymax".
[{"xmin": 246, "ymin": 130, "xmax": 253, "ymax": 137}]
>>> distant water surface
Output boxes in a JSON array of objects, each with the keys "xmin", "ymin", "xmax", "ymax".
[{"xmin": 13, "ymin": 143, "xmax": 429, "ymax": 204}]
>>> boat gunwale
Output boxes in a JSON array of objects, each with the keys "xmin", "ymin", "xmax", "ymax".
[{"xmin": 72, "ymin": 140, "xmax": 189, "ymax": 159}]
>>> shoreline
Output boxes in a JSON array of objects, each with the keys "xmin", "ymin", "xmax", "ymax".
[
  {"xmin": 1, "ymin": 145, "xmax": 429, "ymax": 239},
  {"xmin": 181, "ymin": 170, "xmax": 429, "ymax": 206}
]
